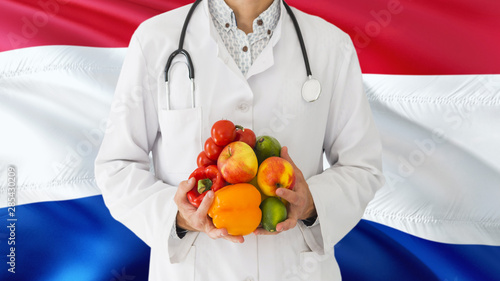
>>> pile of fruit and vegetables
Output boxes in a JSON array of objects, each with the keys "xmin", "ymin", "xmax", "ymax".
[{"xmin": 187, "ymin": 120, "xmax": 295, "ymax": 235}]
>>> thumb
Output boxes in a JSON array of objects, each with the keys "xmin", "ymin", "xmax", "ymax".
[
  {"xmin": 179, "ymin": 177, "xmax": 196, "ymax": 195},
  {"xmin": 197, "ymin": 190, "xmax": 214, "ymax": 216},
  {"xmin": 280, "ymin": 146, "xmax": 298, "ymax": 169}
]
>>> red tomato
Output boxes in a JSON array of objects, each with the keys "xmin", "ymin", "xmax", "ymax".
[
  {"xmin": 211, "ymin": 120, "xmax": 236, "ymax": 146},
  {"xmin": 235, "ymin": 127, "xmax": 256, "ymax": 148},
  {"xmin": 204, "ymin": 137, "xmax": 224, "ymax": 160},
  {"xmin": 197, "ymin": 151, "xmax": 217, "ymax": 167}
]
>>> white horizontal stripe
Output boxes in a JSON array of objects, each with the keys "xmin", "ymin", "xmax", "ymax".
[
  {"xmin": 364, "ymin": 74, "xmax": 500, "ymax": 105},
  {"xmin": 361, "ymin": 73, "xmax": 500, "ymax": 245},
  {"xmin": 0, "ymin": 46, "xmax": 126, "ymax": 207},
  {"xmin": 1, "ymin": 46, "xmax": 499, "ymax": 246}
]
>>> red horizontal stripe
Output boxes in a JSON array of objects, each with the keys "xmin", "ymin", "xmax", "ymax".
[
  {"xmin": 1, "ymin": 0, "xmax": 499, "ymax": 74},
  {"xmin": 289, "ymin": 0, "xmax": 500, "ymax": 74},
  {"xmin": 0, "ymin": 0, "xmax": 191, "ymax": 51}
]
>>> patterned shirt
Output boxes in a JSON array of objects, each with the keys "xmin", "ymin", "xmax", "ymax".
[{"xmin": 208, "ymin": 0, "xmax": 281, "ymax": 76}]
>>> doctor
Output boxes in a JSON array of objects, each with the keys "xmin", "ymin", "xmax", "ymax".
[{"xmin": 95, "ymin": 0, "xmax": 384, "ymax": 280}]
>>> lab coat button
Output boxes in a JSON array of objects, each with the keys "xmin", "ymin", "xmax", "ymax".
[{"xmin": 238, "ymin": 103, "xmax": 249, "ymax": 112}]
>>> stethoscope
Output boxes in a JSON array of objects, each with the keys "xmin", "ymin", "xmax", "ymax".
[{"xmin": 163, "ymin": 0, "xmax": 321, "ymax": 110}]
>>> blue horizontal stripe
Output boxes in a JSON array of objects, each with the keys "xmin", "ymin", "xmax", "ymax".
[
  {"xmin": 1, "ymin": 196, "xmax": 499, "ymax": 280},
  {"xmin": 0, "ymin": 196, "xmax": 150, "ymax": 281},
  {"xmin": 335, "ymin": 220, "xmax": 500, "ymax": 281}
]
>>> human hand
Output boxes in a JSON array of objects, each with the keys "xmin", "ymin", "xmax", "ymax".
[
  {"xmin": 174, "ymin": 178, "xmax": 244, "ymax": 243},
  {"xmin": 254, "ymin": 146, "xmax": 316, "ymax": 235}
]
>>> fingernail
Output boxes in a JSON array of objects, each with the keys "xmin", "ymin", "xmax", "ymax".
[
  {"xmin": 276, "ymin": 188, "xmax": 282, "ymax": 196},
  {"xmin": 207, "ymin": 191, "xmax": 214, "ymax": 198}
]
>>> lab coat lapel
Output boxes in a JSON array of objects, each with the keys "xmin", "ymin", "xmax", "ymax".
[
  {"xmin": 202, "ymin": 0, "xmax": 287, "ymax": 81},
  {"xmin": 244, "ymin": 38, "xmax": 275, "ymax": 80},
  {"xmin": 245, "ymin": 0, "xmax": 285, "ymax": 80},
  {"xmin": 203, "ymin": 0, "xmax": 247, "ymax": 82}
]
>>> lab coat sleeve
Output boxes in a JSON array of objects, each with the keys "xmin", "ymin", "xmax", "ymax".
[
  {"xmin": 94, "ymin": 31, "xmax": 196, "ymax": 263},
  {"xmin": 304, "ymin": 37, "xmax": 385, "ymax": 254}
]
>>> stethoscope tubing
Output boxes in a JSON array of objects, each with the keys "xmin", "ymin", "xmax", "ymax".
[
  {"xmin": 282, "ymin": 1, "xmax": 312, "ymax": 77},
  {"xmin": 164, "ymin": 0, "xmax": 202, "ymax": 82},
  {"xmin": 163, "ymin": 0, "xmax": 320, "ymax": 109}
]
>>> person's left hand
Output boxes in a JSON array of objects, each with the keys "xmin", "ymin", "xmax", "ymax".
[{"xmin": 253, "ymin": 146, "xmax": 316, "ymax": 235}]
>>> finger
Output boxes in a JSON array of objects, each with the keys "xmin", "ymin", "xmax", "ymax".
[
  {"xmin": 175, "ymin": 178, "xmax": 196, "ymax": 200},
  {"xmin": 280, "ymin": 147, "xmax": 305, "ymax": 188},
  {"xmin": 207, "ymin": 227, "xmax": 244, "ymax": 243},
  {"xmin": 174, "ymin": 178, "xmax": 197, "ymax": 209},
  {"xmin": 206, "ymin": 225, "xmax": 228, "ymax": 239},
  {"xmin": 196, "ymin": 190, "xmax": 214, "ymax": 217},
  {"xmin": 276, "ymin": 187, "xmax": 299, "ymax": 204},
  {"xmin": 276, "ymin": 218, "xmax": 297, "ymax": 232},
  {"xmin": 222, "ymin": 234, "xmax": 245, "ymax": 244},
  {"xmin": 253, "ymin": 227, "xmax": 281, "ymax": 235}
]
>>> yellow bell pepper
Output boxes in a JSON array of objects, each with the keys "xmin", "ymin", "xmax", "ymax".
[{"xmin": 208, "ymin": 183, "xmax": 262, "ymax": 236}]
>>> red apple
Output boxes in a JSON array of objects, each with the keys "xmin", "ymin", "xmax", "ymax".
[
  {"xmin": 257, "ymin": 157, "xmax": 295, "ymax": 196},
  {"xmin": 217, "ymin": 141, "xmax": 258, "ymax": 184}
]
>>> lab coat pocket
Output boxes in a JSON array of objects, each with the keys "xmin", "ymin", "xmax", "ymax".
[
  {"xmin": 158, "ymin": 106, "xmax": 202, "ymax": 181},
  {"xmin": 180, "ymin": 246, "xmax": 196, "ymax": 281},
  {"xmin": 150, "ymin": 245, "xmax": 196, "ymax": 281},
  {"xmin": 297, "ymin": 251, "xmax": 323, "ymax": 281}
]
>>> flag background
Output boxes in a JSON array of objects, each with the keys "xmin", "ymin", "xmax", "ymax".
[
  {"xmin": 1, "ymin": 0, "xmax": 499, "ymax": 280},
  {"xmin": 1, "ymin": 0, "xmax": 500, "ymax": 73}
]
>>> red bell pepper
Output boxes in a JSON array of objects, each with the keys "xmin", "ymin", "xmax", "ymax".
[{"xmin": 187, "ymin": 165, "xmax": 225, "ymax": 208}]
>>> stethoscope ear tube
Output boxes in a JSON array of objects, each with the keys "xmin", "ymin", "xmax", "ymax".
[
  {"xmin": 162, "ymin": 0, "xmax": 201, "ymax": 110},
  {"xmin": 282, "ymin": 0, "xmax": 311, "ymax": 77}
]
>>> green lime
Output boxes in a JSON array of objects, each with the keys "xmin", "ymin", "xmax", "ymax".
[
  {"xmin": 260, "ymin": 197, "xmax": 287, "ymax": 232},
  {"xmin": 254, "ymin": 136, "xmax": 281, "ymax": 165}
]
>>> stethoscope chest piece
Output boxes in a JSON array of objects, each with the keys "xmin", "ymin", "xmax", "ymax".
[{"xmin": 302, "ymin": 76, "xmax": 321, "ymax": 102}]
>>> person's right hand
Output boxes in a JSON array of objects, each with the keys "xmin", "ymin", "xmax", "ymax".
[{"xmin": 174, "ymin": 177, "xmax": 244, "ymax": 243}]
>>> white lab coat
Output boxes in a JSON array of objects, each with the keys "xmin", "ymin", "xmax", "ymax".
[{"xmin": 95, "ymin": 1, "xmax": 384, "ymax": 280}]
